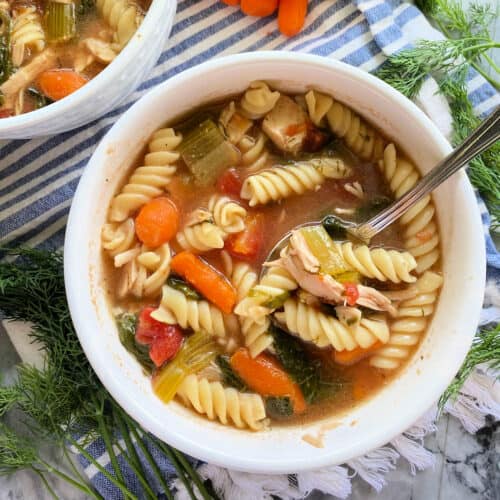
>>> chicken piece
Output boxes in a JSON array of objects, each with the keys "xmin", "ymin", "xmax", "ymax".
[
  {"xmin": 357, "ymin": 284, "xmax": 397, "ymax": 316},
  {"xmin": 262, "ymin": 95, "xmax": 328, "ymax": 154},
  {"xmin": 82, "ymin": 38, "xmax": 117, "ymax": 65},
  {"xmin": 335, "ymin": 305, "xmax": 362, "ymax": 328},
  {"xmin": 1, "ymin": 49, "xmax": 57, "ymax": 96},
  {"xmin": 289, "ymin": 230, "xmax": 319, "ymax": 273}
]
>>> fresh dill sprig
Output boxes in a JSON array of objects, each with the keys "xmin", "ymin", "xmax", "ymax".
[
  {"xmin": 0, "ymin": 248, "xmax": 215, "ymax": 499},
  {"xmin": 438, "ymin": 323, "xmax": 500, "ymax": 413}
]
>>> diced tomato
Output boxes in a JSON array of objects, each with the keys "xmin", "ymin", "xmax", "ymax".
[
  {"xmin": 216, "ymin": 168, "xmax": 243, "ymax": 197},
  {"xmin": 135, "ymin": 307, "xmax": 184, "ymax": 367},
  {"xmin": 0, "ymin": 109, "xmax": 13, "ymax": 119},
  {"xmin": 136, "ymin": 307, "xmax": 168, "ymax": 344},
  {"xmin": 149, "ymin": 329, "xmax": 184, "ymax": 368},
  {"xmin": 343, "ymin": 282, "xmax": 359, "ymax": 307},
  {"xmin": 224, "ymin": 213, "xmax": 264, "ymax": 261}
]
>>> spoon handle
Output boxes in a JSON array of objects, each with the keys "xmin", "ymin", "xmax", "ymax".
[{"xmin": 355, "ymin": 106, "xmax": 500, "ymax": 241}]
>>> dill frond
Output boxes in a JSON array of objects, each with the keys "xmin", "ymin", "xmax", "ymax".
[
  {"xmin": 438, "ymin": 323, "xmax": 500, "ymax": 413},
  {"xmin": 0, "ymin": 423, "xmax": 39, "ymax": 474}
]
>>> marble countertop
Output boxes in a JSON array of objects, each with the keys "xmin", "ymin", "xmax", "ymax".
[{"xmin": 1, "ymin": 321, "xmax": 498, "ymax": 500}]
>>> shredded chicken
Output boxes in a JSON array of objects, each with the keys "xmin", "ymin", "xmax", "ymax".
[
  {"xmin": 357, "ymin": 284, "xmax": 397, "ymax": 316},
  {"xmin": 335, "ymin": 306, "xmax": 362, "ymax": 327},
  {"xmin": 185, "ymin": 208, "xmax": 213, "ymax": 227},
  {"xmin": 289, "ymin": 230, "xmax": 319, "ymax": 273},
  {"xmin": 262, "ymin": 95, "xmax": 327, "ymax": 154},
  {"xmin": 1, "ymin": 49, "xmax": 57, "ymax": 96}
]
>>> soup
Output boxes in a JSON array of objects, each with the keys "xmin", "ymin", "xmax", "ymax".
[
  {"xmin": 0, "ymin": 0, "xmax": 150, "ymax": 117},
  {"xmin": 101, "ymin": 82, "xmax": 443, "ymax": 431}
]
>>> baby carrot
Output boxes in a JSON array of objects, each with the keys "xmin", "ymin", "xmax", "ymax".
[
  {"xmin": 230, "ymin": 348, "xmax": 306, "ymax": 413},
  {"xmin": 135, "ymin": 197, "xmax": 179, "ymax": 248},
  {"xmin": 221, "ymin": 0, "xmax": 240, "ymax": 5},
  {"xmin": 171, "ymin": 251, "xmax": 237, "ymax": 314},
  {"xmin": 241, "ymin": 0, "xmax": 278, "ymax": 17},
  {"xmin": 38, "ymin": 69, "xmax": 88, "ymax": 101},
  {"xmin": 278, "ymin": 0, "xmax": 308, "ymax": 37},
  {"xmin": 333, "ymin": 341, "xmax": 384, "ymax": 366}
]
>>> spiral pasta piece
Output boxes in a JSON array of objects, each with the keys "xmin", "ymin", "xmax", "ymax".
[
  {"xmin": 239, "ymin": 81, "xmax": 280, "ymax": 119},
  {"xmin": 177, "ymin": 375, "xmax": 267, "ymax": 430},
  {"xmin": 101, "ymin": 218, "xmax": 137, "ymax": 266},
  {"xmin": 326, "ymin": 98, "xmax": 386, "ymax": 161},
  {"xmin": 117, "ymin": 243, "xmax": 171, "ymax": 298},
  {"xmin": 96, "ymin": 0, "xmax": 144, "ymax": 49},
  {"xmin": 336, "ymin": 242, "xmax": 417, "ymax": 283},
  {"xmin": 305, "ymin": 90, "xmax": 333, "ymax": 127},
  {"xmin": 234, "ymin": 267, "xmax": 298, "ymax": 358},
  {"xmin": 208, "ymin": 195, "xmax": 247, "ymax": 234},
  {"xmin": 176, "ymin": 221, "xmax": 226, "ymax": 253},
  {"xmin": 238, "ymin": 132, "xmax": 270, "ymax": 172},
  {"xmin": 10, "ymin": 7, "xmax": 45, "ymax": 67},
  {"xmin": 151, "ymin": 285, "xmax": 227, "ymax": 337},
  {"xmin": 240, "ymin": 158, "xmax": 350, "ymax": 207},
  {"xmin": 109, "ymin": 128, "xmax": 181, "ymax": 222},
  {"xmin": 378, "ymin": 144, "xmax": 440, "ymax": 273},
  {"xmin": 370, "ymin": 271, "xmax": 443, "ymax": 370},
  {"xmin": 275, "ymin": 299, "xmax": 390, "ymax": 351},
  {"xmin": 224, "ymin": 257, "xmax": 258, "ymax": 302},
  {"xmin": 219, "ymin": 101, "xmax": 253, "ymax": 144}
]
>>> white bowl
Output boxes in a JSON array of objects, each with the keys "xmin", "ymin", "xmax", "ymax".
[
  {"xmin": 64, "ymin": 52, "xmax": 485, "ymax": 473},
  {"xmin": 0, "ymin": 0, "xmax": 176, "ymax": 139}
]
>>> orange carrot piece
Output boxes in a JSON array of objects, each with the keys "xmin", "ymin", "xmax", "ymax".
[
  {"xmin": 221, "ymin": 0, "xmax": 240, "ymax": 5},
  {"xmin": 135, "ymin": 197, "xmax": 179, "ymax": 248},
  {"xmin": 171, "ymin": 251, "xmax": 237, "ymax": 314},
  {"xmin": 278, "ymin": 0, "xmax": 308, "ymax": 37},
  {"xmin": 241, "ymin": 0, "xmax": 278, "ymax": 17},
  {"xmin": 38, "ymin": 69, "xmax": 88, "ymax": 101},
  {"xmin": 230, "ymin": 348, "xmax": 306, "ymax": 413},
  {"xmin": 334, "ymin": 341, "xmax": 384, "ymax": 366}
]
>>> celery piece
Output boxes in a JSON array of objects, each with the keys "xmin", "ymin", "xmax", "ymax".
[
  {"xmin": 248, "ymin": 288, "xmax": 290, "ymax": 309},
  {"xmin": 335, "ymin": 270, "xmax": 361, "ymax": 284},
  {"xmin": 46, "ymin": 2, "xmax": 76, "ymax": 43},
  {"xmin": 300, "ymin": 226, "xmax": 353, "ymax": 277},
  {"xmin": 179, "ymin": 119, "xmax": 241, "ymax": 186},
  {"xmin": 152, "ymin": 331, "xmax": 218, "ymax": 403}
]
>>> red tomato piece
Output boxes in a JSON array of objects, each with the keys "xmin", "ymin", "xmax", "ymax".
[
  {"xmin": 149, "ymin": 328, "xmax": 184, "ymax": 368},
  {"xmin": 216, "ymin": 168, "xmax": 243, "ymax": 197},
  {"xmin": 224, "ymin": 213, "xmax": 264, "ymax": 261},
  {"xmin": 343, "ymin": 282, "xmax": 359, "ymax": 307},
  {"xmin": 136, "ymin": 307, "xmax": 172, "ymax": 344},
  {"xmin": 0, "ymin": 109, "xmax": 13, "ymax": 118}
]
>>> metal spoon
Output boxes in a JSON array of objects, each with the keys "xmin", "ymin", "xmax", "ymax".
[{"xmin": 266, "ymin": 106, "xmax": 500, "ymax": 262}]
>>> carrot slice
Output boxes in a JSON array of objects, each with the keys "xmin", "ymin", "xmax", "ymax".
[
  {"xmin": 241, "ymin": 0, "xmax": 278, "ymax": 17},
  {"xmin": 278, "ymin": 0, "xmax": 308, "ymax": 37},
  {"xmin": 171, "ymin": 251, "xmax": 237, "ymax": 314},
  {"xmin": 221, "ymin": 0, "xmax": 240, "ymax": 5},
  {"xmin": 334, "ymin": 341, "xmax": 384, "ymax": 366},
  {"xmin": 38, "ymin": 69, "xmax": 88, "ymax": 101},
  {"xmin": 230, "ymin": 348, "xmax": 306, "ymax": 413},
  {"xmin": 135, "ymin": 197, "xmax": 179, "ymax": 248}
]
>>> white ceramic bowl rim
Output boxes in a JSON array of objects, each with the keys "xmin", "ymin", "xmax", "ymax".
[
  {"xmin": 0, "ymin": 0, "xmax": 165, "ymax": 132},
  {"xmin": 65, "ymin": 52, "xmax": 485, "ymax": 473}
]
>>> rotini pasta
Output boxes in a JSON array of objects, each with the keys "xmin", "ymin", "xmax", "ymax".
[
  {"xmin": 239, "ymin": 81, "xmax": 280, "ymax": 119},
  {"xmin": 117, "ymin": 243, "xmax": 171, "ymax": 298},
  {"xmin": 275, "ymin": 299, "xmax": 390, "ymax": 350},
  {"xmin": 238, "ymin": 131, "xmax": 270, "ymax": 172},
  {"xmin": 176, "ymin": 220, "xmax": 226, "ymax": 253},
  {"xmin": 336, "ymin": 242, "xmax": 417, "ymax": 283},
  {"xmin": 208, "ymin": 195, "xmax": 247, "ymax": 234},
  {"xmin": 96, "ymin": 0, "xmax": 144, "ymax": 49},
  {"xmin": 240, "ymin": 158, "xmax": 350, "ymax": 206},
  {"xmin": 109, "ymin": 128, "xmax": 181, "ymax": 222},
  {"xmin": 177, "ymin": 375, "xmax": 267, "ymax": 430},
  {"xmin": 378, "ymin": 144, "xmax": 440, "ymax": 273},
  {"xmin": 219, "ymin": 101, "xmax": 253, "ymax": 144},
  {"xmin": 151, "ymin": 285, "xmax": 227, "ymax": 337},
  {"xmin": 11, "ymin": 7, "xmax": 45, "ymax": 67},
  {"xmin": 370, "ymin": 271, "xmax": 443, "ymax": 369},
  {"xmin": 101, "ymin": 218, "xmax": 137, "ymax": 266},
  {"xmin": 326, "ymin": 98, "xmax": 386, "ymax": 161},
  {"xmin": 304, "ymin": 90, "xmax": 333, "ymax": 127}
]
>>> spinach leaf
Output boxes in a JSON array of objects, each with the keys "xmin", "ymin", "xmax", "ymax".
[
  {"xmin": 116, "ymin": 313, "xmax": 153, "ymax": 373},
  {"xmin": 28, "ymin": 88, "xmax": 53, "ymax": 110},
  {"xmin": 271, "ymin": 325, "xmax": 322, "ymax": 404},
  {"xmin": 0, "ymin": 10, "xmax": 12, "ymax": 85},
  {"xmin": 167, "ymin": 275, "xmax": 202, "ymax": 300},
  {"xmin": 265, "ymin": 396, "xmax": 293, "ymax": 419},
  {"xmin": 215, "ymin": 355, "xmax": 247, "ymax": 391},
  {"xmin": 356, "ymin": 196, "xmax": 392, "ymax": 221},
  {"xmin": 322, "ymin": 215, "xmax": 348, "ymax": 240}
]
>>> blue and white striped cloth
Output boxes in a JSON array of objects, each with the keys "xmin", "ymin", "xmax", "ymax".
[{"xmin": 1, "ymin": 0, "xmax": 498, "ymax": 497}]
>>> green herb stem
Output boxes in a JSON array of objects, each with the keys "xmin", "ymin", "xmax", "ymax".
[{"xmin": 32, "ymin": 468, "xmax": 59, "ymax": 500}]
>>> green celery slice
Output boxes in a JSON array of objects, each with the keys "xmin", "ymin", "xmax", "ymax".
[{"xmin": 299, "ymin": 226, "xmax": 353, "ymax": 277}]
